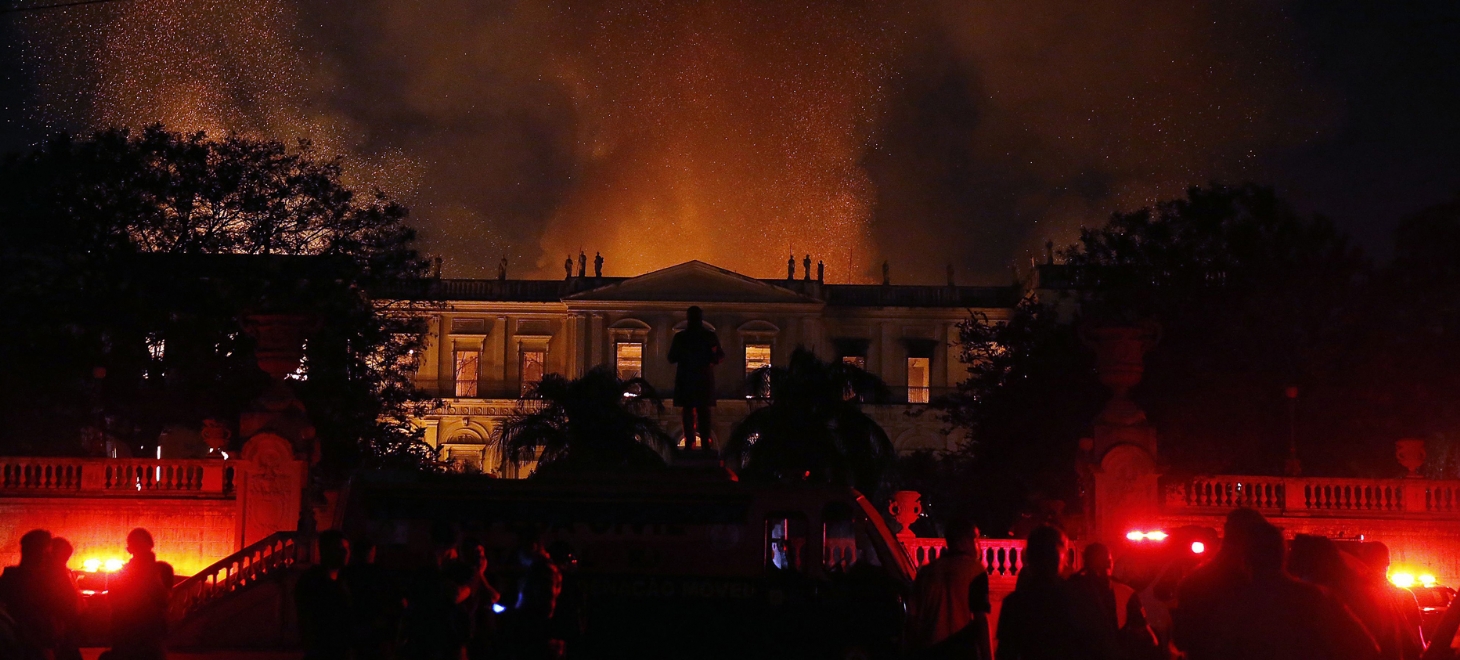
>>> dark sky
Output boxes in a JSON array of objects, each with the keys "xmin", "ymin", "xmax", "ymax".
[{"xmin": 1, "ymin": 0, "xmax": 1456, "ymax": 283}]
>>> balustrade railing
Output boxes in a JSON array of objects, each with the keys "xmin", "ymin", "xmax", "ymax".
[
  {"xmin": 0, "ymin": 458, "xmax": 234, "ymax": 495},
  {"xmin": 1166, "ymin": 475, "xmax": 1460, "ymax": 516},
  {"xmin": 899, "ymin": 537, "xmax": 1082, "ymax": 579},
  {"xmin": 169, "ymin": 532, "xmax": 309, "ymax": 624}
]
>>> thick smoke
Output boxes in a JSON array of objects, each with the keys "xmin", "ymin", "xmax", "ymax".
[{"xmin": 14, "ymin": 0, "xmax": 1333, "ymax": 282}]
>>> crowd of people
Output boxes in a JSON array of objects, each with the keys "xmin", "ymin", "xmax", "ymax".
[
  {"xmin": 295, "ymin": 524, "xmax": 576, "ymax": 660},
  {"xmin": 12, "ymin": 510, "xmax": 1460, "ymax": 659},
  {"xmin": 907, "ymin": 508, "xmax": 1460, "ymax": 660},
  {"xmin": 0, "ymin": 527, "xmax": 172, "ymax": 660}
]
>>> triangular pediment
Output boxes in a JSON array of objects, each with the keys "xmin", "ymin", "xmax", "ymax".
[{"xmin": 566, "ymin": 261, "xmax": 819, "ymax": 304}]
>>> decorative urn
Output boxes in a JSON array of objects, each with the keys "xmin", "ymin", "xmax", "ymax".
[
  {"xmin": 201, "ymin": 419, "xmax": 233, "ymax": 454},
  {"xmin": 1396, "ymin": 438, "xmax": 1427, "ymax": 478},
  {"xmin": 888, "ymin": 490, "xmax": 923, "ymax": 538}
]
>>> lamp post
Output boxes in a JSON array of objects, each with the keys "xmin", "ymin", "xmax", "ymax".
[{"xmin": 1284, "ymin": 386, "xmax": 1301, "ymax": 476}]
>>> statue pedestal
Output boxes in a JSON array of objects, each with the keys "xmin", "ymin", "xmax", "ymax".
[
  {"xmin": 1093, "ymin": 445, "xmax": 1160, "ymax": 545},
  {"xmin": 235, "ymin": 433, "xmax": 307, "ymax": 547}
]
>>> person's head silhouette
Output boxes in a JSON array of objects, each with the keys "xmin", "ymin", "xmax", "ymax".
[
  {"xmin": 687, "ymin": 306, "xmax": 703, "ymax": 328},
  {"xmin": 19, "ymin": 529, "xmax": 52, "ymax": 565},
  {"xmin": 126, "ymin": 528, "xmax": 154, "ymax": 558}
]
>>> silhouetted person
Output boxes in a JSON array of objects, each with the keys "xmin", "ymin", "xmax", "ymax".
[
  {"xmin": 1346, "ymin": 542, "xmax": 1425, "ymax": 659},
  {"xmin": 593, "ymin": 252, "xmax": 603, "ymax": 277},
  {"xmin": 403, "ymin": 522, "xmax": 470, "ymax": 660},
  {"xmin": 668, "ymin": 305, "xmax": 724, "ymax": 450},
  {"xmin": 803, "ymin": 254, "xmax": 812, "ymax": 280},
  {"xmin": 577, "ymin": 250, "xmax": 586, "ymax": 278},
  {"xmin": 1119, "ymin": 595, "xmax": 1164, "ymax": 660},
  {"xmin": 49, "ymin": 537, "xmax": 83, "ymax": 660},
  {"xmin": 1066, "ymin": 542, "xmax": 1126, "ymax": 659},
  {"xmin": 503, "ymin": 531, "xmax": 561, "ymax": 660},
  {"xmin": 1173, "ymin": 508, "xmax": 1269, "ymax": 660},
  {"xmin": 996, "ymin": 525, "xmax": 1080, "ymax": 660},
  {"xmin": 563, "ymin": 256, "xmax": 572, "ymax": 279},
  {"xmin": 546, "ymin": 541, "xmax": 583, "ymax": 659},
  {"xmin": 1216, "ymin": 522, "xmax": 1379, "ymax": 660},
  {"xmin": 1422, "ymin": 600, "xmax": 1460, "ymax": 660},
  {"xmin": 341, "ymin": 537, "xmax": 401, "ymax": 660},
  {"xmin": 908, "ymin": 517, "xmax": 991, "ymax": 659},
  {"xmin": 0, "ymin": 529, "xmax": 78, "ymax": 660},
  {"xmin": 787, "ymin": 253, "xmax": 795, "ymax": 280},
  {"xmin": 460, "ymin": 538, "xmax": 501, "ymax": 660},
  {"xmin": 296, "ymin": 531, "xmax": 353, "ymax": 660},
  {"xmin": 817, "ymin": 260, "xmax": 824, "ymax": 282},
  {"xmin": 109, "ymin": 528, "xmax": 169, "ymax": 660},
  {"xmin": 498, "ymin": 257, "xmax": 508, "ymax": 281}
]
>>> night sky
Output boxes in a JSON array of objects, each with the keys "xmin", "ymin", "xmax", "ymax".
[{"xmin": 0, "ymin": 0, "xmax": 1456, "ymax": 283}]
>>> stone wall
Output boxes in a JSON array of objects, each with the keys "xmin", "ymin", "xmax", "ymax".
[{"xmin": 0, "ymin": 497, "xmax": 236, "ymax": 576}]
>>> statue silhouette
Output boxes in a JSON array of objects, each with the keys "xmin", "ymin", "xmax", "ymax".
[{"xmin": 668, "ymin": 306, "xmax": 724, "ymax": 450}]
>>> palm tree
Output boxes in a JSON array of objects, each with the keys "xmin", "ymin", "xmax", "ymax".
[
  {"xmin": 724, "ymin": 348, "xmax": 895, "ymax": 494},
  {"xmin": 496, "ymin": 366, "xmax": 673, "ymax": 476}
]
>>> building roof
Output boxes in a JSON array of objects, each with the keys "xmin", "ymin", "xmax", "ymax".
[{"xmin": 383, "ymin": 260, "xmax": 1019, "ymax": 309}]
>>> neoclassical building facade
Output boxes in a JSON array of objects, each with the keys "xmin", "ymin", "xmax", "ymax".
[{"xmin": 395, "ymin": 261, "xmax": 1018, "ymax": 474}]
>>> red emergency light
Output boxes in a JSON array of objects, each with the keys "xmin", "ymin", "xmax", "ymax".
[{"xmin": 1126, "ymin": 530, "xmax": 1168, "ymax": 542}]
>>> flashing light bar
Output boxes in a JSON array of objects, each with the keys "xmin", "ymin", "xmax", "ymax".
[
  {"xmin": 1390, "ymin": 571, "xmax": 1440, "ymax": 589},
  {"xmin": 1125, "ymin": 530, "xmax": 1169, "ymax": 542},
  {"xmin": 81, "ymin": 557, "xmax": 126, "ymax": 573}
]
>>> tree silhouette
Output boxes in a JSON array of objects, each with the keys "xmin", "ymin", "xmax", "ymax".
[
  {"xmin": 496, "ymin": 367, "xmax": 673, "ymax": 476},
  {"xmin": 723, "ymin": 348, "xmax": 894, "ymax": 494},
  {"xmin": 0, "ymin": 126, "xmax": 433, "ymax": 470}
]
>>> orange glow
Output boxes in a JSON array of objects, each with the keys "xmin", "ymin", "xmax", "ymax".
[
  {"xmin": 82, "ymin": 557, "xmax": 126, "ymax": 572},
  {"xmin": 1421, "ymin": 574, "xmax": 1438, "ymax": 587},
  {"xmin": 1391, "ymin": 572, "xmax": 1417, "ymax": 589},
  {"xmin": 1191, "ymin": 541, "xmax": 1206, "ymax": 554}
]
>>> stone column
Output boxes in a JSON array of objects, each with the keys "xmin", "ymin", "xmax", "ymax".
[{"xmin": 235, "ymin": 314, "xmax": 316, "ymax": 547}]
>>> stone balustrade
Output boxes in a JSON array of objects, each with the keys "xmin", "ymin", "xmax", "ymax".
[
  {"xmin": 900, "ymin": 537, "xmax": 1029, "ymax": 579},
  {"xmin": 0, "ymin": 458, "xmax": 235, "ymax": 496},
  {"xmin": 1165, "ymin": 475, "xmax": 1460, "ymax": 516}
]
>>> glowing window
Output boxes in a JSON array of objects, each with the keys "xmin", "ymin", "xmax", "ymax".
[
  {"xmin": 454, "ymin": 349, "xmax": 480, "ymax": 397},
  {"xmin": 841, "ymin": 356, "xmax": 866, "ymax": 370},
  {"xmin": 146, "ymin": 334, "xmax": 166, "ymax": 361},
  {"xmin": 907, "ymin": 357, "xmax": 930, "ymax": 404},
  {"xmin": 616, "ymin": 342, "xmax": 643, "ymax": 381},
  {"xmin": 746, "ymin": 344, "xmax": 772, "ymax": 398},
  {"xmin": 520, "ymin": 350, "xmax": 546, "ymax": 396}
]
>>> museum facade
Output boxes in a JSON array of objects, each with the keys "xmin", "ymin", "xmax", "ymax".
[{"xmin": 392, "ymin": 260, "xmax": 1019, "ymax": 474}]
